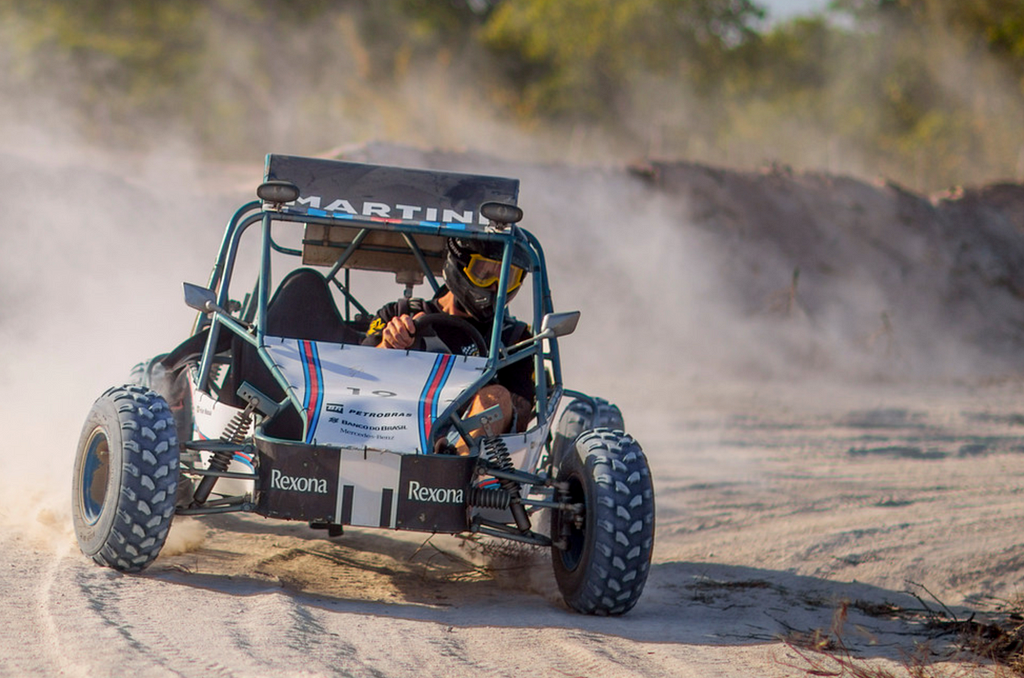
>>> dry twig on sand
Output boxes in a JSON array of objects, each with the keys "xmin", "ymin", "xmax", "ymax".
[{"xmin": 777, "ymin": 591, "xmax": 1005, "ymax": 678}]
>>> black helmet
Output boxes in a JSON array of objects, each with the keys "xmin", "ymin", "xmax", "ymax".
[{"xmin": 443, "ymin": 237, "xmax": 530, "ymax": 321}]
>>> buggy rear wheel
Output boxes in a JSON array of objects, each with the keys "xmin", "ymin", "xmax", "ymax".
[
  {"xmin": 551, "ymin": 429, "xmax": 654, "ymax": 615},
  {"xmin": 72, "ymin": 385, "xmax": 179, "ymax": 572}
]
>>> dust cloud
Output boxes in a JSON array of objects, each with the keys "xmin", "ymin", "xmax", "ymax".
[
  {"xmin": 0, "ymin": 128, "xmax": 238, "ymax": 541},
  {"xmin": 4, "ymin": 11, "xmax": 1024, "ymax": 678},
  {"xmin": 4, "ymin": 136, "xmax": 1021, "ymax": 548},
  {"xmin": 3, "ymin": 5, "xmax": 1024, "ymax": 566}
]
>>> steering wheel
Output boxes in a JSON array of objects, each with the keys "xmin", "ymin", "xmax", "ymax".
[{"xmin": 412, "ymin": 313, "xmax": 489, "ymax": 357}]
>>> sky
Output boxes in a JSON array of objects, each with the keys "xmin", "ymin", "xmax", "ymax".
[{"xmin": 764, "ymin": 0, "xmax": 831, "ymax": 19}]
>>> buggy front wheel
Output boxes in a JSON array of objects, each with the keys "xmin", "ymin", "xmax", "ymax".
[
  {"xmin": 72, "ymin": 385, "xmax": 179, "ymax": 572},
  {"xmin": 551, "ymin": 429, "xmax": 654, "ymax": 615}
]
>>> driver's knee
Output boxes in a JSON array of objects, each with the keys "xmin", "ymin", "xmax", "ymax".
[
  {"xmin": 469, "ymin": 384, "xmax": 513, "ymax": 437},
  {"xmin": 452, "ymin": 385, "xmax": 514, "ymax": 455}
]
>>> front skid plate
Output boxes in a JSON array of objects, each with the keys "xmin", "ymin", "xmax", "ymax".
[{"xmin": 254, "ymin": 437, "xmax": 475, "ymax": 533}]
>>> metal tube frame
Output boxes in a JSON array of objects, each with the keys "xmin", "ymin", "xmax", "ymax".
[{"xmin": 190, "ymin": 201, "xmax": 568, "ymax": 476}]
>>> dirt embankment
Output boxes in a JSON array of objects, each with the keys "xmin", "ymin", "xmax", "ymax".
[
  {"xmin": 643, "ymin": 162, "xmax": 1024, "ymax": 372},
  {"xmin": 335, "ymin": 143, "xmax": 1024, "ymax": 386},
  {"xmin": 8, "ymin": 142, "xmax": 1024, "ymax": 383}
]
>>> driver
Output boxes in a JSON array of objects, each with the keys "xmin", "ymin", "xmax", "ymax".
[{"xmin": 362, "ymin": 237, "xmax": 534, "ymax": 450}]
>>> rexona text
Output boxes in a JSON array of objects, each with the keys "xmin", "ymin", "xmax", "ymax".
[
  {"xmin": 270, "ymin": 469, "xmax": 329, "ymax": 494},
  {"xmin": 407, "ymin": 481, "xmax": 464, "ymax": 504}
]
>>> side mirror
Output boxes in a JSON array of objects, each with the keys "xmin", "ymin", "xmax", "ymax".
[
  {"xmin": 539, "ymin": 311, "xmax": 580, "ymax": 339},
  {"xmin": 183, "ymin": 283, "xmax": 229, "ymax": 316}
]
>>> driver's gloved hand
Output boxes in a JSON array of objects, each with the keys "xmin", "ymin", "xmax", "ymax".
[{"xmin": 379, "ymin": 314, "xmax": 417, "ymax": 349}]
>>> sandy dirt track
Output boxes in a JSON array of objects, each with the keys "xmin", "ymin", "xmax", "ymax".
[
  {"xmin": 5, "ymin": 145, "xmax": 1024, "ymax": 676},
  {"xmin": 4, "ymin": 379, "xmax": 1024, "ymax": 677}
]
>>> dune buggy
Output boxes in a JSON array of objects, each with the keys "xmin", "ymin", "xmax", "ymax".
[{"xmin": 72, "ymin": 154, "xmax": 655, "ymax": 615}]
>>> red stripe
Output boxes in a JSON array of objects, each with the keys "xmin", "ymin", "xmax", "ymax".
[
  {"xmin": 420, "ymin": 355, "xmax": 452, "ymax": 447},
  {"xmin": 303, "ymin": 340, "xmax": 320, "ymax": 431}
]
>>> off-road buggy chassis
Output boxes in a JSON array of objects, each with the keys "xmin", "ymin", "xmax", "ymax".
[{"xmin": 72, "ymin": 155, "xmax": 654, "ymax": 615}]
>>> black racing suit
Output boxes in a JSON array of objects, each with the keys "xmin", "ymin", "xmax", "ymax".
[{"xmin": 362, "ymin": 289, "xmax": 535, "ymax": 407}]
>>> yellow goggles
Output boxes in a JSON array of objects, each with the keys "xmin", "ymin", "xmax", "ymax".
[{"xmin": 463, "ymin": 253, "xmax": 525, "ymax": 292}]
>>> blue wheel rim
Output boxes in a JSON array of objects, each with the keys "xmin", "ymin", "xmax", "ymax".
[{"xmin": 81, "ymin": 430, "xmax": 110, "ymax": 525}]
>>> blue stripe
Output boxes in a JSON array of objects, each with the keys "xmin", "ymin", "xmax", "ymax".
[
  {"xmin": 307, "ymin": 342, "xmax": 324, "ymax": 442},
  {"xmin": 418, "ymin": 355, "xmax": 445, "ymax": 453},
  {"xmin": 431, "ymin": 356, "xmax": 456, "ymax": 422},
  {"xmin": 232, "ymin": 453, "xmax": 254, "ymax": 469},
  {"xmin": 301, "ymin": 344, "xmax": 313, "ymax": 412}
]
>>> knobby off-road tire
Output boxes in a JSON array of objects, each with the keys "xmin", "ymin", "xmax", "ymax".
[
  {"xmin": 72, "ymin": 385, "xmax": 179, "ymax": 572},
  {"xmin": 551, "ymin": 397, "xmax": 624, "ymax": 469},
  {"xmin": 129, "ymin": 355, "xmax": 194, "ymax": 446},
  {"xmin": 551, "ymin": 429, "xmax": 655, "ymax": 615},
  {"xmin": 129, "ymin": 357, "xmax": 197, "ymax": 508}
]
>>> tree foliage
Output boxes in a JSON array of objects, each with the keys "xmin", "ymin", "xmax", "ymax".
[
  {"xmin": 2, "ymin": 0, "xmax": 1024, "ymax": 190},
  {"xmin": 481, "ymin": 0, "xmax": 765, "ymax": 117}
]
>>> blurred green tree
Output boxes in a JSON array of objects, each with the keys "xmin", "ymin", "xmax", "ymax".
[
  {"xmin": 4, "ymin": 0, "xmax": 204, "ymax": 111},
  {"xmin": 1, "ymin": 0, "xmax": 1022, "ymax": 190},
  {"xmin": 480, "ymin": 0, "xmax": 766, "ymax": 118}
]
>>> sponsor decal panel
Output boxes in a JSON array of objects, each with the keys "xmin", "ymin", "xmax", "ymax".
[
  {"xmin": 256, "ymin": 441, "xmax": 339, "ymax": 522},
  {"xmin": 261, "ymin": 339, "xmax": 485, "ymax": 453},
  {"xmin": 270, "ymin": 468, "xmax": 329, "ymax": 494},
  {"xmin": 294, "ymin": 195, "xmax": 489, "ymax": 225},
  {"xmin": 396, "ymin": 454, "xmax": 474, "ymax": 533},
  {"xmin": 407, "ymin": 480, "xmax": 464, "ymax": 504}
]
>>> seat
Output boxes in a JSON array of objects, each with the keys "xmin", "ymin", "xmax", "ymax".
[
  {"xmin": 223, "ymin": 268, "xmax": 361, "ymax": 440},
  {"xmin": 264, "ymin": 268, "xmax": 364, "ymax": 344}
]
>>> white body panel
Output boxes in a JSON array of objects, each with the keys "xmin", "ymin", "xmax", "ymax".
[
  {"xmin": 334, "ymin": 448, "xmax": 402, "ymax": 527},
  {"xmin": 263, "ymin": 338, "xmax": 488, "ymax": 453},
  {"xmin": 188, "ymin": 367, "xmax": 255, "ymax": 496},
  {"xmin": 186, "ymin": 338, "xmax": 552, "ymax": 516}
]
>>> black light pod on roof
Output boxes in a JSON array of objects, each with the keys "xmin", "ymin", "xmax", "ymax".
[
  {"xmin": 257, "ymin": 180, "xmax": 300, "ymax": 204},
  {"xmin": 480, "ymin": 201, "xmax": 523, "ymax": 226}
]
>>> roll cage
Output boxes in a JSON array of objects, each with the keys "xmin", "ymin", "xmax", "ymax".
[{"xmin": 184, "ymin": 155, "xmax": 573, "ymax": 452}]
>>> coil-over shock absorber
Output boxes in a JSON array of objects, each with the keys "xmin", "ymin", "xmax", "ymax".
[
  {"xmin": 480, "ymin": 437, "xmax": 531, "ymax": 532},
  {"xmin": 190, "ymin": 400, "xmax": 255, "ymax": 507},
  {"xmin": 467, "ymin": 486, "xmax": 511, "ymax": 510}
]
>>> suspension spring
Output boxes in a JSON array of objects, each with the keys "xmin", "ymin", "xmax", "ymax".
[
  {"xmin": 481, "ymin": 437, "xmax": 531, "ymax": 532},
  {"xmin": 191, "ymin": 402, "xmax": 254, "ymax": 507},
  {"xmin": 467, "ymin": 487, "xmax": 511, "ymax": 510},
  {"xmin": 221, "ymin": 407, "xmax": 253, "ymax": 446}
]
